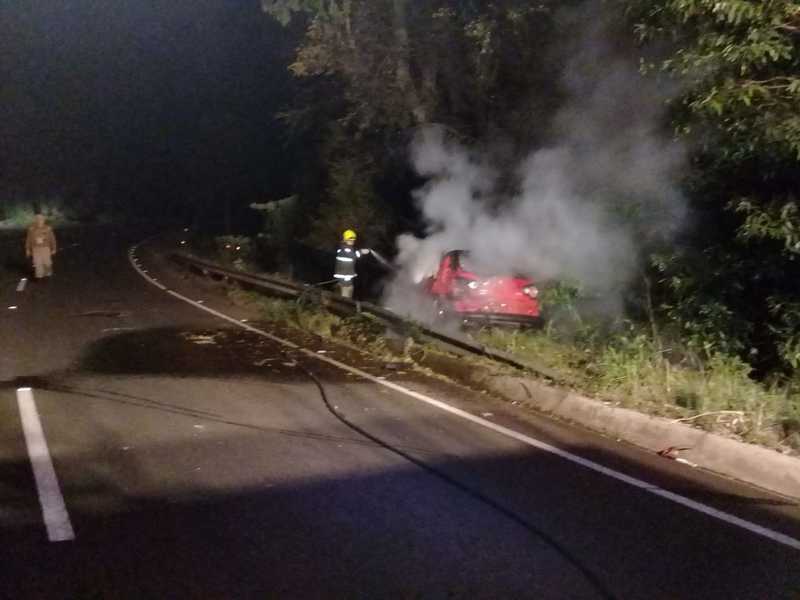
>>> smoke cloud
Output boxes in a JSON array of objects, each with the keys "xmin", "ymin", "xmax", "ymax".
[{"xmin": 385, "ymin": 15, "xmax": 687, "ymax": 322}]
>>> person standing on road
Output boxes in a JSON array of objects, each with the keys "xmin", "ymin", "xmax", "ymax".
[
  {"xmin": 334, "ymin": 229, "xmax": 361, "ymax": 299},
  {"xmin": 25, "ymin": 213, "xmax": 57, "ymax": 279}
]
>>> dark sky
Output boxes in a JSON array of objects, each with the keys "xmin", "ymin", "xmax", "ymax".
[{"xmin": 0, "ymin": 0, "xmax": 296, "ymax": 219}]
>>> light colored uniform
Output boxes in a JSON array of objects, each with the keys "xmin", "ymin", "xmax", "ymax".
[{"xmin": 25, "ymin": 223, "xmax": 57, "ymax": 278}]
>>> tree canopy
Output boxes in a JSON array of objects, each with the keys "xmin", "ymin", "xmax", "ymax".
[{"xmin": 263, "ymin": 0, "xmax": 800, "ymax": 377}]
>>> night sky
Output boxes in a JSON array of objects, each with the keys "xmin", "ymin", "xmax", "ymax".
[{"xmin": 0, "ymin": 0, "xmax": 296, "ymax": 222}]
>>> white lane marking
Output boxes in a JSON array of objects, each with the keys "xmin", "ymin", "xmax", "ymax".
[
  {"xmin": 16, "ymin": 388, "xmax": 75, "ymax": 542},
  {"xmin": 17, "ymin": 278, "xmax": 28, "ymax": 292},
  {"xmin": 129, "ymin": 246, "xmax": 800, "ymax": 552}
]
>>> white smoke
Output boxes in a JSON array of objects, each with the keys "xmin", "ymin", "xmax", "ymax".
[{"xmin": 385, "ymin": 17, "xmax": 687, "ymax": 322}]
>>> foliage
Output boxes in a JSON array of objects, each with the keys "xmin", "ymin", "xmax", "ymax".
[
  {"xmin": 768, "ymin": 298, "xmax": 800, "ymax": 369},
  {"xmin": 262, "ymin": 1, "xmax": 576, "ymax": 258},
  {"xmin": 304, "ymin": 153, "xmax": 389, "ymax": 250},
  {"xmin": 264, "ymin": 1, "xmax": 567, "ymax": 136},
  {"xmin": 735, "ymin": 197, "xmax": 800, "ymax": 254},
  {"xmin": 538, "ymin": 279, "xmax": 588, "ymax": 336},
  {"xmin": 631, "ymin": 0, "xmax": 800, "ymax": 157},
  {"xmin": 260, "ymin": 0, "xmax": 800, "ymax": 425},
  {"xmin": 627, "ymin": 0, "xmax": 800, "ymax": 376},
  {"xmin": 477, "ymin": 322, "xmax": 798, "ymax": 448}
]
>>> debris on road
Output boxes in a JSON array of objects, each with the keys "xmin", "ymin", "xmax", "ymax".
[
  {"xmin": 182, "ymin": 333, "xmax": 218, "ymax": 345},
  {"xmin": 77, "ymin": 310, "xmax": 130, "ymax": 318},
  {"xmin": 383, "ymin": 362, "xmax": 406, "ymax": 371},
  {"xmin": 657, "ymin": 446, "xmax": 693, "ymax": 460}
]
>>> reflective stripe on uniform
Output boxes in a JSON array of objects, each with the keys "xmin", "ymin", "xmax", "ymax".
[
  {"xmin": 336, "ymin": 256, "xmax": 355, "ymax": 262},
  {"xmin": 334, "ymin": 274, "xmax": 356, "ymax": 280}
]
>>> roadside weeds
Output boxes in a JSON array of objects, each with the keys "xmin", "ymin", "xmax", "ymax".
[{"xmin": 150, "ymin": 242, "xmax": 800, "ymax": 498}]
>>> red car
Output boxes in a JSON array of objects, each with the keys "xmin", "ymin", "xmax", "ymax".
[{"xmin": 423, "ymin": 250, "xmax": 541, "ymax": 326}]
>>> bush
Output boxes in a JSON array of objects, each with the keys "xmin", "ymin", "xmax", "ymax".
[
  {"xmin": 214, "ymin": 235, "xmax": 254, "ymax": 271},
  {"xmin": 477, "ymin": 320, "xmax": 799, "ymax": 449}
]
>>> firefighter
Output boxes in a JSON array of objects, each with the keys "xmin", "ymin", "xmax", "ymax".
[
  {"xmin": 25, "ymin": 213, "xmax": 57, "ymax": 279},
  {"xmin": 334, "ymin": 229, "xmax": 361, "ymax": 298}
]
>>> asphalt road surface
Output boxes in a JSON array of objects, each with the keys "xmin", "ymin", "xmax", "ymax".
[{"xmin": 1, "ymin": 228, "xmax": 798, "ymax": 599}]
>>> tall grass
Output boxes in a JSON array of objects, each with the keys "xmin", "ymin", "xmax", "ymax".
[{"xmin": 477, "ymin": 325, "xmax": 799, "ymax": 450}]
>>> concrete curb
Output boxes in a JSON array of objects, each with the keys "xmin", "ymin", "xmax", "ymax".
[
  {"xmin": 161, "ymin": 246, "xmax": 800, "ymax": 499},
  {"xmin": 416, "ymin": 350, "xmax": 800, "ymax": 499}
]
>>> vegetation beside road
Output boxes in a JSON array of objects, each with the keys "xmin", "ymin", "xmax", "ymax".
[
  {"xmin": 250, "ymin": 0, "xmax": 800, "ymax": 454},
  {"xmin": 479, "ymin": 326, "xmax": 800, "ymax": 453},
  {"xmin": 227, "ymin": 288, "xmax": 408, "ymax": 365},
  {"xmin": 223, "ymin": 280, "xmax": 800, "ymax": 456}
]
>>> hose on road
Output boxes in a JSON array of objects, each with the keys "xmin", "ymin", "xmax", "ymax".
[{"xmin": 289, "ymin": 353, "xmax": 616, "ymax": 600}]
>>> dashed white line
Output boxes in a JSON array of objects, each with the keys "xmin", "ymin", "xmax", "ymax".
[
  {"xmin": 16, "ymin": 388, "xmax": 75, "ymax": 542},
  {"xmin": 128, "ymin": 245, "xmax": 800, "ymax": 552},
  {"xmin": 17, "ymin": 278, "xmax": 28, "ymax": 292}
]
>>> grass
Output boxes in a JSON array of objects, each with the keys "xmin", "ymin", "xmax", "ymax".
[
  {"xmin": 477, "ymin": 326, "xmax": 800, "ymax": 452},
  {"xmin": 216, "ymin": 239, "xmax": 800, "ymax": 454},
  {"xmin": 228, "ymin": 289, "xmax": 402, "ymax": 363}
]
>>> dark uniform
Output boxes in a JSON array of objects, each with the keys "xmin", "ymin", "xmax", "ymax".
[{"xmin": 334, "ymin": 243, "xmax": 360, "ymax": 298}]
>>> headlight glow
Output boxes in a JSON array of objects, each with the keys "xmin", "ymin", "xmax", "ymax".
[{"xmin": 524, "ymin": 285, "xmax": 539, "ymax": 298}]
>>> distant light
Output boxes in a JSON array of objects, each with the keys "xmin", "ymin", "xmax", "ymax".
[
  {"xmin": 183, "ymin": 228, "xmax": 189, "ymax": 232},
  {"xmin": 8, "ymin": 306, "xmax": 18, "ymax": 310},
  {"xmin": 180, "ymin": 240, "xmax": 187, "ymax": 245},
  {"xmin": 235, "ymin": 246, "xmax": 241, "ymax": 251}
]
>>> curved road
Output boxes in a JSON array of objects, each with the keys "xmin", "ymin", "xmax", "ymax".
[{"xmin": 0, "ymin": 229, "xmax": 798, "ymax": 599}]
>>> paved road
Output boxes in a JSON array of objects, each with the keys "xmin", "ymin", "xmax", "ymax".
[{"xmin": 0, "ymin": 229, "xmax": 798, "ymax": 599}]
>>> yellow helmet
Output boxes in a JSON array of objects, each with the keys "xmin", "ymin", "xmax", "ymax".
[{"xmin": 342, "ymin": 229, "xmax": 357, "ymax": 242}]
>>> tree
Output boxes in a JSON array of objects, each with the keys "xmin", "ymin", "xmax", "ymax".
[
  {"xmin": 261, "ymin": 1, "xmax": 575, "ymax": 252},
  {"xmin": 628, "ymin": 0, "xmax": 800, "ymax": 372},
  {"xmin": 629, "ymin": 1, "xmax": 800, "ymax": 251},
  {"xmin": 263, "ymin": 1, "xmax": 571, "ymax": 142},
  {"xmin": 630, "ymin": 0, "xmax": 800, "ymax": 157}
]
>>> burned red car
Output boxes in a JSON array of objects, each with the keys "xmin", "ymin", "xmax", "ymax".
[{"xmin": 423, "ymin": 250, "xmax": 541, "ymax": 325}]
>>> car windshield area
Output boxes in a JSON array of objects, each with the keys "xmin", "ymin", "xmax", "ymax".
[
  {"xmin": 457, "ymin": 253, "xmax": 476, "ymax": 273},
  {"xmin": 452, "ymin": 251, "xmax": 487, "ymax": 277}
]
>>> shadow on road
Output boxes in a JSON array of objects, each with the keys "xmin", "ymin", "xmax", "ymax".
[
  {"xmin": 77, "ymin": 326, "xmax": 363, "ymax": 383},
  {"xmin": 1, "ymin": 431, "xmax": 799, "ymax": 600},
  {"xmin": 1, "ymin": 324, "xmax": 799, "ymax": 599}
]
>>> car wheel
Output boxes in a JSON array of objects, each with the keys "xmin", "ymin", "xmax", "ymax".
[{"xmin": 432, "ymin": 298, "xmax": 453, "ymax": 323}]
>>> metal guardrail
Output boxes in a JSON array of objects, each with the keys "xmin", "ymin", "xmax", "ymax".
[{"xmin": 170, "ymin": 252, "xmax": 565, "ymax": 381}]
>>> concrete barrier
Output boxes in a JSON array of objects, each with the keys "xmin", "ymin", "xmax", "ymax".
[
  {"xmin": 417, "ymin": 350, "xmax": 800, "ymax": 499},
  {"xmin": 168, "ymin": 248, "xmax": 800, "ymax": 499}
]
